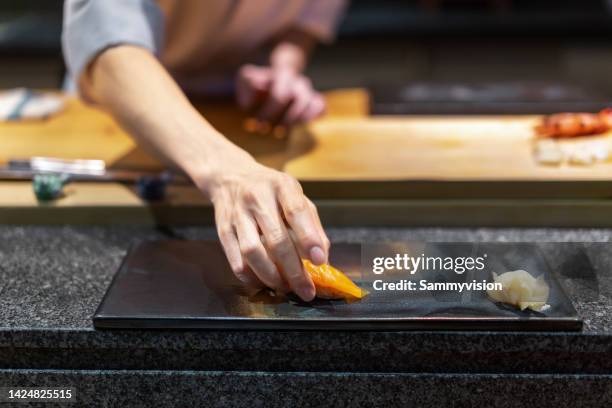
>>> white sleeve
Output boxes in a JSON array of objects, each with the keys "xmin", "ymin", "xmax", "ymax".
[
  {"xmin": 294, "ymin": 0, "xmax": 348, "ymax": 43},
  {"xmin": 62, "ymin": 0, "xmax": 164, "ymax": 83}
]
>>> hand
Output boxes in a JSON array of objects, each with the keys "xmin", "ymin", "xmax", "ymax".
[
  {"xmin": 200, "ymin": 150, "xmax": 330, "ymax": 301},
  {"xmin": 236, "ymin": 64, "xmax": 326, "ymax": 126},
  {"xmin": 80, "ymin": 45, "xmax": 328, "ymax": 302}
]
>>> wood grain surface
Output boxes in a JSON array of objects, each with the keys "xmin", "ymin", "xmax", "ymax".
[
  {"xmin": 0, "ymin": 89, "xmax": 367, "ymax": 171},
  {"xmin": 4, "ymin": 88, "xmax": 610, "ymax": 181},
  {"xmin": 287, "ymin": 116, "xmax": 612, "ymax": 180},
  {"xmin": 2, "ymin": 88, "xmax": 612, "ymax": 226}
]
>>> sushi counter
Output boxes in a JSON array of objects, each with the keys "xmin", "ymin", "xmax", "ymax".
[
  {"xmin": 1, "ymin": 225, "xmax": 611, "ymax": 406},
  {"xmin": 1, "ymin": 89, "xmax": 612, "ymax": 406}
]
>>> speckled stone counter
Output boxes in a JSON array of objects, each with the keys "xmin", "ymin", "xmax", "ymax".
[{"xmin": 0, "ymin": 226, "xmax": 611, "ymax": 406}]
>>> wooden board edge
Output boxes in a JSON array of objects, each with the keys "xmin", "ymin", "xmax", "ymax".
[{"xmin": 3, "ymin": 199, "xmax": 612, "ymax": 227}]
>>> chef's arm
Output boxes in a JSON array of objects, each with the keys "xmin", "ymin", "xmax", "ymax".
[{"xmin": 78, "ymin": 45, "xmax": 329, "ymax": 301}]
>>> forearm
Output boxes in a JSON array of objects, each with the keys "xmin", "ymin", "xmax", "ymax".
[
  {"xmin": 75, "ymin": 45, "xmax": 328, "ymax": 301},
  {"xmin": 78, "ymin": 45, "xmax": 249, "ymax": 191}
]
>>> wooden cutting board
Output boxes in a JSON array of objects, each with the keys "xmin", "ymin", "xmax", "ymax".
[
  {"xmin": 0, "ymin": 89, "xmax": 366, "ymax": 172},
  {"xmin": 285, "ymin": 116, "xmax": 612, "ymax": 181},
  {"xmin": 3, "ymin": 88, "xmax": 612, "ymax": 227},
  {"xmin": 3, "ymin": 88, "xmax": 611, "ymax": 182}
]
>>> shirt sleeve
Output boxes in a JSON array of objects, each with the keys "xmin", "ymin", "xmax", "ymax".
[
  {"xmin": 294, "ymin": 0, "xmax": 348, "ymax": 44},
  {"xmin": 62, "ymin": 0, "xmax": 164, "ymax": 84}
]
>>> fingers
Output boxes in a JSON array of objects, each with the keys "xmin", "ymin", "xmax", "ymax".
[
  {"xmin": 237, "ymin": 64, "xmax": 325, "ymax": 127},
  {"xmin": 283, "ymin": 79, "xmax": 313, "ymax": 125},
  {"xmin": 276, "ymin": 175, "xmax": 328, "ymax": 266},
  {"xmin": 257, "ymin": 69, "xmax": 294, "ymax": 123},
  {"xmin": 302, "ymin": 93, "xmax": 326, "ymax": 122},
  {"xmin": 250, "ymin": 192, "xmax": 315, "ymax": 301},
  {"xmin": 236, "ymin": 64, "xmax": 272, "ymax": 110},
  {"xmin": 210, "ymin": 161, "xmax": 327, "ymax": 302},
  {"xmin": 234, "ymin": 210, "xmax": 289, "ymax": 293},
  {"xmin": 285, "ymin": 92, "xmax": 326, "ymax": 126},
  {"xmin": 215, "ymin": 201, "xmax": 263, "ymax": 288},
  {"xmin": 306, "ymin": 198, "xmax": 331, "ymax": 254}
]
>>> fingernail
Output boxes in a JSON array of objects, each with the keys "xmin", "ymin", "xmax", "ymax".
[
  {"xmin": 299, "ymin": 285, "xmax": 316, "ymax": 302},
  {"xmin": 234, "ymin": 271, "xmax": 252, "ymax": 285},
  {"xmin": 310, "ymin": 246, "xmax": 326, "ymax": 265}
]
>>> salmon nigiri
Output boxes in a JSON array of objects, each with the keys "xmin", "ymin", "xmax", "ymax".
[{"xmin": 302, "ymin": 259, "xmax": 368, "ymax": 301}]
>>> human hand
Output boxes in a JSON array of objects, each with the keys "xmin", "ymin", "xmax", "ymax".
[
  {"xmin": 236, "ymin": 64, "xmax": 326, "ymax": 127},
  {"xmin": 199, "ymin": 150, "xmax": 330, "ymax": 301},
  {"xmin": 80, "ymin": 44, "xmax": 328, "ymax": 303}
]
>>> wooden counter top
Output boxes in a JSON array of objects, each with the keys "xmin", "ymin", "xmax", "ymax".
[
  {"xmin": 0, "ymin": 88, "xmax": 367, "ymax": 170},
  {"xmin": 2, "ymin": 88, "xmax": 612, "ymax": 226}
]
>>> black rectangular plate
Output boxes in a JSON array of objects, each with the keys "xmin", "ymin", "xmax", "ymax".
[{"xmin": 94, "ymin": 241, "xmax": 582, "ymax": 331}]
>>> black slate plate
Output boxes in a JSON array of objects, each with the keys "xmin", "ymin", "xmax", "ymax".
[{"xmin": 94, "ymin": 241, "xmax": 582, "ymax": 331}]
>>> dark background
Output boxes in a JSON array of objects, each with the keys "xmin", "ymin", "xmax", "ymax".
[{"xmin": 1, "ymin": 0, "xmax": 612, "ymax": 92}]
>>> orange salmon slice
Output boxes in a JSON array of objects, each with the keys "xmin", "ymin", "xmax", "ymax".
[{"xmin": 302, "ymin": 259, "xmax": 368, "ymax": 301}]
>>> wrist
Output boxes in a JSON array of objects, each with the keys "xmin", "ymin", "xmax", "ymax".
[
  {"xmin": 270, "ymin": 61, "xmax": 301, "ymax": 75},
  {"xmin": 270, "ymin": 42, "xmax": 306, "ymax": 74},
  {"xmin": 185, "ymin": 141, "xmax": 255, "ymax": 197}
]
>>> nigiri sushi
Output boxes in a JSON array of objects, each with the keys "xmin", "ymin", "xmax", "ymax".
[{"xmin": 302, "ymin": 259, "xmax": 368, "ymax": 301}]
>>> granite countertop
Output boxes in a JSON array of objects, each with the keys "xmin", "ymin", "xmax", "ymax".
[{"xmin": 0, "ymin": 226, "xmax": 611, "ymax": 374}]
